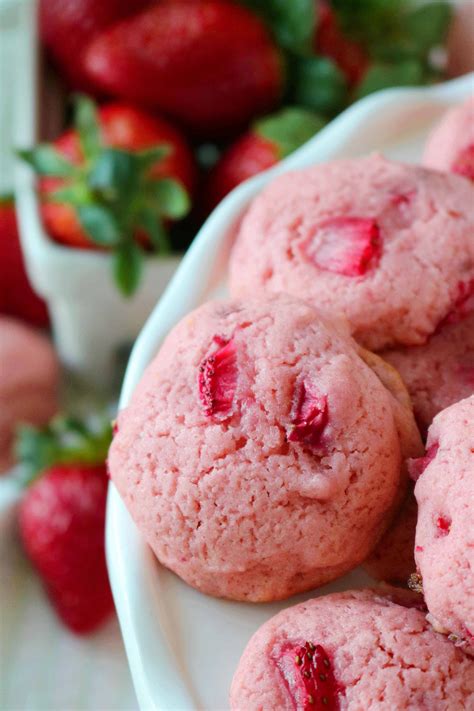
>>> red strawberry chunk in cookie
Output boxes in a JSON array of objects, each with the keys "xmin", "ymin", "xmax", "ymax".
[
  {"xmin": 276, "ymin": 641, "xmax": 340, "ymax": 711},
  {"xmin": 408, "ymin": 442, "xmax": 439, "ymax": 481},
  {"xmin": 198, "ymin": 337, "xmax": 237, "ymax": 416},
  {"xmin": 302, "ymin": 217, "xmax": 381, "ymax": 277},
  {"xmin": 436, "ymin": 515, "xmax": 451, "ymax": 535},
  {"xmin": 289, "ymin": 380, "xmax": 328, "ymax": 448},
  {"xmin": 451, "ymin": 143, "xmax": 474, "ymax": 180}
]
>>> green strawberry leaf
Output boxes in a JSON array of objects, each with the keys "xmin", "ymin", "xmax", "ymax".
[
  {"xmin": 48, "ymin": 183, "xmax": 92, "ymax": 206},
  {"xmin": 77, "ymin": 204, "xmax": 121, "ymax": 246},
  {"xmin": 139, "ymin": 208, "xmax": 171, "ymax": 254},
  {"xmin": 74, "ymin": 94, "xmax": 102, "ymax": 159},
  {"xmin": 136, "ymin": 145, "xmax": 171, "ymax": 172},
  {"xmin": 355, "ymin": 60, "xmax": 425, "ymax": 98},
  {"xmin": 16, "ymin": 415, "xmax": 113, "ymax": 485},
  {"xmin": 289, "ymin": 55, "xmax": 347, "ymax": 115},
  {"xmin": 150, "ymin": 179, "xmax": 190, "ymax": 219},
  {"xmin": 88, "ymin": 148, "xmax": 139, "ymax": 201},
  {"xmin": 113, "ymin": 242, "xmax": 143, "ymax": 296},
  {"xmin": 240, "ymin": 0, "xmax": 316, "ymax": 54},
  {"xmin": 255, "ymin": 107, "xmax": 326, "ymax": 159},
  {"xmin": 17, "ymin": 146, "xmax": 77, "ymax": 177},
  {"xmin": 403, "ymin": 2, "xmax": 452, "ymax": 55}
]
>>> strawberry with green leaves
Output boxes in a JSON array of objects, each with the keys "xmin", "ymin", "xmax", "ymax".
[
  {"xmin": 19, "ymin": 97, "xmax": 196, "ymax": 295},
  {"xmin": 17, "ymin": 416, "xmax": 114, "ymax": 634},
  {"xmin": 204, "ymin": 107, "xmax": 325, "ymax": 212}
]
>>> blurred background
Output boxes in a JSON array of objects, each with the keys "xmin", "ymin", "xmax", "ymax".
[{"xmin": 0, "ymin": 0, "xmax": 473, "ymax": 709}]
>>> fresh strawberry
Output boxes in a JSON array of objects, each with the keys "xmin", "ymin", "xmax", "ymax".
[
  {"xmin": 17, "ymin": 416, "xmax": 114, "ymax": 634},
  {"xmin": 301, "ymin": 216, "xmax": 381, "ymax": 277},
  {"xmin": 451, "ymin": 144, "xmax": 474, "ymax": 180},
  {"xmin": 204, "ymin": 107, "xmax": 325, "ymax": 212},
  {"xmin": 19, "ymin": 97, "xmax": 196, "ymax": 295},
  {"xmin": 315, "ymin": 1, "xmax": 369, "ymax": 86},
  {"xmin": 83, "ymin": 0, "xmax": 283, "ymax": 137},
  {"xmin": 39, "ymin": 0, "xmax": 151, "ymax": 91},
  {"xmin": 0, "ymin": 195, "xmax": 49, "ymax": 327},
  {"xmin": 199, "ymin": 337, "xmax": 237, "ymax": 417},
  {"xmin": 289, "ymin": 380, "xmax": 328, "ymax": 448},
  {"xmin": 408, "ymin": 442, "xmax": 439, "ymax": 481},
  {"xmin": 275, "ymin": 641, "xmax": 340, "ymax": 710}
]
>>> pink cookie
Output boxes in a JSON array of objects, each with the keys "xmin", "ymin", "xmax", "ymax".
[
  {"xmin": 383, "ymin": 312, "xmax": 474, "ymax": 437},
  {"xmin": 0, "ymin": 317, "xmax": 59, "ymax": 473},
  {"xmin": 413, "ymin": 395, "xmax": 474, "ymax": 652},
  {"xmin": 229, "ymin": 154, "xmax": 474, "ymax": 351},
  {"xmin": 230, "ymin": 588, "xmax": 474, "ymax": 710},
  {"xmin": 423, "ymin": 97, "xmax": 474, "ymax": 180},
  {"xmin": 109, "ymin": 295, "xmax": 420, "ymax": 601},
  {"xmin": 364, "ymin": 487, "xmax": 417, "ymax": 585}
]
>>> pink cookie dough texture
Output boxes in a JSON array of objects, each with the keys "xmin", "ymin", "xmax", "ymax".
[
  {"xmin": 413, "ymin": 395, "xmax": 474, "ymax": 653},
  {"xmin": 0, "ymin": 317, "xmax": 59, "ymax": 473},
  {"xmin": 364, "ymin": 487, "xmax": 417, "ymax": 585},
  {"xmin": 423, "ymin": 97, "xmax": 474, "ymax": 180},
  {"xmin": 230, "ymin": 588, "xmax": 474, "ymax": 711},
  {"xmin": 229, "ymin": 154, "xmax": 474, "ymax": 351},
  {"xmin": 382, "ymin": 312, "xmax": 474, "ymax": 436},
  {"xmin": 108, "ymin": 294, "xmax": 421, "ymax": 601}
]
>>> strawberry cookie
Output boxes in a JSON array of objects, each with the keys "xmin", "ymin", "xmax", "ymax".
[
  {"xmin": 412, "ymin": 395, "xmax": 474, "ymax": 653},
  {"xmin": 229, "ymin": 154, "xmax": 474, "ymax": 351},
  {"xmin": 109, "ymin": 294, "xmax": 421, "ymax": 601},
  {"xmin": 230, "ymin": 588, "xmax": 474, "ymax": 710},
  {"xmin": 0, "ymin": 317, "xmax": 59, "ymax": 472},
  {"xmin": 423, "ymin": 97, "xmax": 474, "ymax": 180},
  {"xmin": 382, "ymin": 310, "xmax": 474, "ymax": 436}
]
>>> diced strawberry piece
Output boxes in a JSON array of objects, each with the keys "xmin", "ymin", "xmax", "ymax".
[
  {"xmin": 301, "ymin": 217, "xmax": 381, "ymax": 277},
  {"xmin": 437, "ymin": 280, "xmax": 474, "ymax": 331},
  {"xmin": 451, "ymin": 144, "xmax": 474, "ymax": 180},
  {"xmin": 198, "ymin": 337, "xmax": 237, "ymax": 417},
  {"xmin": 436, "ymin": 515, "xmax": 451, "ymax": 535},
  {"xmin": 275, "ymin": 641, "xmax": 340, "ymax": 711},
  {"xmin": 408, "ymin": 442, "xmax": 439, "ymax": 481},
  {"xmin": 289, "ymin": 380, "xmax": 328, "ymax": 447}
]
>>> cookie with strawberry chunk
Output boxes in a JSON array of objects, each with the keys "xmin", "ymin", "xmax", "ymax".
[
  {"xmin": 229, "ymin": 154, "xmax": 474, "ymax": 352},
  {"xmin": 108, "ymin": 294, "xmax": 421, "ymax": 601},
  {"xmin": 423, "ymin": 97, "xmax": 474, "ymax": 181},
  {"xmin": 230, "ymin": 588, "xmax": 474, "ymax": 710},
  {"xmin": 412, "ymin": 395, "xmax": 474, "ymax": 653}
]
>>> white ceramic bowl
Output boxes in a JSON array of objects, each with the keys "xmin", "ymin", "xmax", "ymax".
[
  {"xmin": 12, "ymin": 0, "xmax": 182, "ymax": 388},
  {"xmin": 107, "ymin": 74, "xmax": 474, "ymax": 711}
]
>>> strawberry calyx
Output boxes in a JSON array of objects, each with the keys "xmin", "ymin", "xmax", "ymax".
[
  {"xmin": 17, "ymin": 95, "xmax": 190, "ymax": 296},
  {"xmin": 16, "ymin": 415, "xmax": 113, "ymax": 486},
  {"xmin": 254, "ymin": 107, "xmax": 326, "ymax": 160}
]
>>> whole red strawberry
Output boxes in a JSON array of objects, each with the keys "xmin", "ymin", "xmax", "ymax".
[
  {"xmin": 39, "ymin": 0, "xmax": 151, "ymax": 91},
  {"xmin": 17, "ymin": 417, "xmax": 114, "ymax": 634},
  {"xmin": 0, "ymin": 195, "xmax": 49, "ymax": 327},
  {"xmin": 83, "ymin": 0, "xmax": 283, "ymax": 137},
  {"xmin": 204, "ymin": 107, "xmax": 325, "ymax": 212},
  {"xmin": 315, "ymin": 1, "xmax": 369, "ymax": 86},
  {"xmin": 19, "ymin": 97, "xmax": 196, "ymax": 295}
]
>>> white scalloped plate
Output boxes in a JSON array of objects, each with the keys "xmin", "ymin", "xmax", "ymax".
[{"xmin": 106, "ymin": 74, "xmax": 474, "ymax": 711}]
